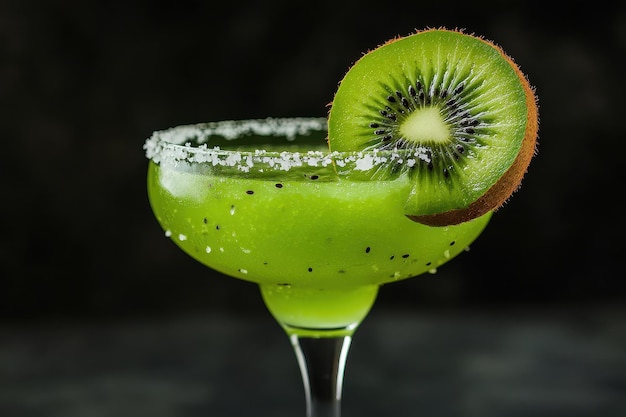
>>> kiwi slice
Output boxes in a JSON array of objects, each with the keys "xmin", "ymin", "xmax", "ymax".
[{"xmin": 328, "ymin": 28, "xmax": 538, "ymax": 226}]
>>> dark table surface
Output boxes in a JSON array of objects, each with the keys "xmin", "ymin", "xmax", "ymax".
[{"xmin": 2, "ymin": 305, "xmax": 625, "ymax": 417}]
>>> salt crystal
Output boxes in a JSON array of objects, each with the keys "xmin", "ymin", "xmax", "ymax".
[{"xmin": 355, "ymin": 154, "xmax": 375, "ymax": 171}]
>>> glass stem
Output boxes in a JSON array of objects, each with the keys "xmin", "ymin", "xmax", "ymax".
[{"xmin": 290, "ymin": 333, "xmax": 352, "ymax": 417}]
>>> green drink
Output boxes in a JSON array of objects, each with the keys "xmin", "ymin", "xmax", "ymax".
[
  {"xmin": 144, "ymin": 28, "xmax": 538, "ymax": 417},
  {"xmin": 146, "ymin": 118, "xmax": 490, "ymax": 336}
]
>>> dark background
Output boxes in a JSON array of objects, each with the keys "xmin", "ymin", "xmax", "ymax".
[
  {"xmin": 2, "ymin": 0, "xmax": 624, "ymax": 320},
  {"xmin": 2, "ymin": 0, "xmax": 625, "ymax": 319},
  {"xmin": 2, "ymin": 2, "xmax": 626, "ymax": 416}
]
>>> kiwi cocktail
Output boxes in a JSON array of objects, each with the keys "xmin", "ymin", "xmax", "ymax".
[
  {"xmin": 145, "ymin": 28, "xmax": 537, "ymax": 417},
  {"xmin": 145, "ymin": 118, "xmax": 491, "ymax": 335}
]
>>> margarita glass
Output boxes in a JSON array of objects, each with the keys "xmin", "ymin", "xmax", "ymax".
[{"xmin": 144, "ymin": 117, "xmax": 491, "ymax": 417}]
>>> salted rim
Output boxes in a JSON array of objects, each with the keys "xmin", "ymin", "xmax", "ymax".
[{"xmin": 143, "ymin": 117, "xmax": 433, "ymax": 174}]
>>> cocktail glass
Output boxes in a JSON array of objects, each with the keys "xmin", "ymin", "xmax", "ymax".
[{"xmin": 144, "ymin": 117, "xmax": 491, "ymax": 417}]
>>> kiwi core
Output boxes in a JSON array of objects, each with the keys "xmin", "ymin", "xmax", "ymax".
[{"xmin": 400, "ymin": 107, "xmax": 449, "ymax": 144}]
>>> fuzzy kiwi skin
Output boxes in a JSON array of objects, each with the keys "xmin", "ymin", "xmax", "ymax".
[{"xmin": 330, "ymin": 28, "xmax": 539, "ymax": 227}]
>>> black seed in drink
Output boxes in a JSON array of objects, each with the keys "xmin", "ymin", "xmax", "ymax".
[
  {"xmin": 246, "ymin": 190, "xmax": 254, "ymax": 195},
  {"xmin": 365, "ymin": 246, "xmax": 371, "ymax": 253},
  {"xmin": 390, "ymin": 255, "xmax": 395, "ymax": 260},
  {"xmin": 275, "ymin": 183, "xmax": 283, "ymax": 188},
  {"xmin": 308, "ymin": 267, "xmax": 313, "ymax": 272},
  {"xmin": 450, "ymin": 241, "xmax": 456, "ymax": 245},
  {"xmin": 203, "ymin": 218, "xmax": 208, "ymax": 224},
  {"xmin": 310, "ymin": 175, "xmax": 319, "ymax": 180},
  {"xmin": 402, "ymin": 254, "xmax": 410, "ymax": 258},
  {"xmin": 216, "ymin": 225, "xmax": 221, "ymax": 230}
]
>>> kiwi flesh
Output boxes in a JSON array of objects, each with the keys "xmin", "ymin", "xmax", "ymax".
[{"xmin": 327, "ymin": 28, "xmax": 538, "ymax": 226}]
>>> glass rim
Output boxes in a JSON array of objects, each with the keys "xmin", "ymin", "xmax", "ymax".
[{"xmin": 143, "ymin": 117, "xmax": 431, "ymax": 174}]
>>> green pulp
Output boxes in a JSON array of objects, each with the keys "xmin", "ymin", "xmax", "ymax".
[
  {"xmin": 147, "ymin": 160, "xmax": 490, "ymax": 334},
  {"xmin": 328, "ymin": 30, "xmax": 530, "ymax": 217}
]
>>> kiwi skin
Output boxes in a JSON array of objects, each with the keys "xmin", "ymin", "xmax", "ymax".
[{"xmin": 330, "ymin": 28, "xmax": 539, "ymax": 227}]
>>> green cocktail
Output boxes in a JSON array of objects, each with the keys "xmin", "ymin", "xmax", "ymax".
[
  {"xmin": 144, "ymin": 25, "xmax": 539, "ymax": 416},
  {"xmin": 145, "ymin": 117, "xmax": 490, "ymax": 415}
]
